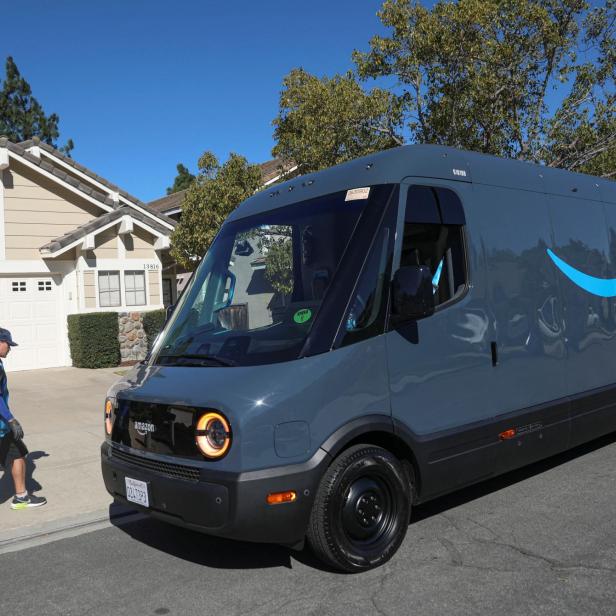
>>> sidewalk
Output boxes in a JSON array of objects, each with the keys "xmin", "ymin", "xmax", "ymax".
[{"xmin": 0, "ymin": 366, "xmax": 127, "ymax": 545}]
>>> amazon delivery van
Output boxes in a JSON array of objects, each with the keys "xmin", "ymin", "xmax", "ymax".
[{"xmin": 101, "ymin": 145, "xmax": 616, "ymax": 572}]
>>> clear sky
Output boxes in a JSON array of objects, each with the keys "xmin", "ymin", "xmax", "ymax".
[{"xmin": 0, "ymin": 1, "xmax": 390, "ymax": 201}]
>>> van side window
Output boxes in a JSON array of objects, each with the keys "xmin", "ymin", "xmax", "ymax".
[
  {"xmin": 402, "ymin": 186, "xmax": 467, "ymax": 307},
  {"xmin": 339, "ymin": 197, "xmax": 397, "ymax": 347}
]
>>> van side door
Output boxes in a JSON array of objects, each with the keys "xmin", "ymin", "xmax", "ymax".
[{"xmin": 471, "ymin": 184, "xmax": 569, "ymax": 473}]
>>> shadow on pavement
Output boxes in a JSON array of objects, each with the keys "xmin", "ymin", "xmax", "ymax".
[
  {"xmin": 109, "ymin": 502, "xmax": 311, "ymax": 570},
  {"xmin": 108, "ymin": 432, "xmax": 616, "ymax": 572},
  {"xmin": 413, "ymin": 431, "xmax": 616, "ymax": 521},
  {"xmin": 0, "ymin": 450, "xmax": 48, "ymax": 504}
]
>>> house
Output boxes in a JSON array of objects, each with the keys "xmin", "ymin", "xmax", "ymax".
[
  {"xmin": 146, "ymin": 158, "xmax": 297, "ymax": 294},
  {"xmin": 0, "ymin": 136, "xmax": 176, "ymax": 372},
  {"xmin": 147, "ymin": 158, "xmax": 297, "ymax": 221}
]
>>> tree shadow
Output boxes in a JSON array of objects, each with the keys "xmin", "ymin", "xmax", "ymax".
[{"xmin": 0, "ymin": 450, "xmax": 49, "ymax": 504}]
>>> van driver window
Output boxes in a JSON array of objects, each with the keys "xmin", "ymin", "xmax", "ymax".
[{"xmin": 402, "ymin": 186, "xmax": 467, "ymax": 307}]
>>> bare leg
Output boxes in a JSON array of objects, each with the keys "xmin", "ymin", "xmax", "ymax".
[{"xmin": 10, "ymin": 457, "xmax": 26, "ymax": 495}]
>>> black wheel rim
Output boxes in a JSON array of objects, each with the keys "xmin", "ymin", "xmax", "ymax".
[{"xmin": 340, "ymin": 470, "xmax": 397, "ymax": 548}]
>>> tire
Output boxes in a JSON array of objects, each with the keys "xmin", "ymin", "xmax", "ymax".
[{"xmin": 307, "ymin": 444, "xmax": 412, "ymax": 572}]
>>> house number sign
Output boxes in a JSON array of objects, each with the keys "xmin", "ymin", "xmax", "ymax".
[{"xmin": 144, "ymin": 263, "xmax": 160, "ymax": 271}]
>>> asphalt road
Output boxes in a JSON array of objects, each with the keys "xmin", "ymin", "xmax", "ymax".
[{"xmin": 2, "ymin": 434, "xmax": 616, "ymax": 616}]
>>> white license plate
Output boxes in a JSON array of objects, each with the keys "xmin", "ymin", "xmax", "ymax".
[{"xmin": 125, "ymin": 477, "xmax": 149, "ymax": 507}]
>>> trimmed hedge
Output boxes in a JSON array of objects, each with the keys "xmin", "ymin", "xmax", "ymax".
[
  {"xmin": 142, "ymin": 309, "xmax": 166, "ymax": 354},
  {"xmin": 67, "ymin": 312, "xmax": 120, "ymax": 368}
]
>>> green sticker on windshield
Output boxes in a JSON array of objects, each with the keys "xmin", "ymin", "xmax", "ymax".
[{"xmin": 293, "ymin": 308, "xmax": 313, "ymax": 324}]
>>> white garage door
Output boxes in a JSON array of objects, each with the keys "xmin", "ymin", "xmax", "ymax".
[{"xmin": 0, "ymin": 276, "xmax": 65, "ymax": 372}]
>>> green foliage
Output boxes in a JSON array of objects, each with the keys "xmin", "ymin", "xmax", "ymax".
[
  {"xmin": 272, "ymin": 68, "xmax": 403, "ymax": 175},
  {"xmin": 170, "ymin": 151, "xmax": 263, "ymax": 269},
  {"xmin": 166, "ymin": 163, "xmax": 195, "ymax": 195},
  {"xmin": 67, "ymin": 313, "xmax": 120, "ymax": 368},
  {"xmin": 0, "ymin": 56, "xmax": 73, "ymax": 155},
  {"xmin": 264, "ymin": 237, "xmax": 294, "ymax": 297},
  {"xmin": 142, "ymin": 309, "xmax": 167, "ymax": 354},
  {"xmin": 352, "ymin": 0, "xmax": 615, "ymax": 176}
]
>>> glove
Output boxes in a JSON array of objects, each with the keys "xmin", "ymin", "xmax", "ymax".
[{"xmin": 9, "ymin": 419, "xmax": 23, "ymax": 441}]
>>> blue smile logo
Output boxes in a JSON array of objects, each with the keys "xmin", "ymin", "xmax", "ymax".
[{"xmin": 547, "ymin": 249, "xmax": 616, "ymax": 297}]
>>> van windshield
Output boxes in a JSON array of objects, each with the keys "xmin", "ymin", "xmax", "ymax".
[{"xmin": 154, "ymin": 187, "xmax": 385, "ymax": 367}]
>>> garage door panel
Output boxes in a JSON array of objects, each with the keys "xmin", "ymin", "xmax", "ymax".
[
  {"xmin": 33, "ymin": 301, "xmax": 57, "ymax": 319},
  {"xmin": 9, "ymin": 302, "xmax": 33, "ymax": 319},
  {"xmin": 1, "ymin": 276, "xmax": 65, "ymax": 372},
  {"xmin": 35, "ymin": 325, "xmax": 57, "ymax": 343},
  {"xmin": 10, "ymin": 324, "xmax": 34, "ymax": 344}
]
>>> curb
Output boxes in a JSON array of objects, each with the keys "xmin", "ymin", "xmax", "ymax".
[{"xmin": 0, "ymin": 506, "xmax": 145, "ymax": 555}]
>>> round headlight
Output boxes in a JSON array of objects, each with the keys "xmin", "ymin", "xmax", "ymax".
[
  {"xmin": 195, "ymin": 412, "xmax": 231, "ymax": 458},
  {"xmin": 105, "ymin": 398, "xmax": 114, "ymax": 436}
]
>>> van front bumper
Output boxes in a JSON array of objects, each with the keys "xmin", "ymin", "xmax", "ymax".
[{"xmin": 100, "ymin": 442, "xmax": 329, "ymax": 546}]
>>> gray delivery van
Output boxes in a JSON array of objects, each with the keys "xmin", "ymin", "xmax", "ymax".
[{"xmin": 101, "ymin": 145, "xmax": 616, "ymax": 572}]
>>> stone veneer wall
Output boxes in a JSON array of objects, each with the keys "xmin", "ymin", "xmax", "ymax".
[{"xmin": 118, "ymin": 312, "xmax": 148, "ymax": 362}]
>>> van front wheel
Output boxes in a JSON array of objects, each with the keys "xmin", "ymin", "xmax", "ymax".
[{"xmin": 307, "ymin": 444, "xmax": 411, "ymax": 572}]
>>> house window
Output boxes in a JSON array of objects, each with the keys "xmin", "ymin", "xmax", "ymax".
[
  {"xmin": 98, "ymin": 271, "xmax": 121, "ymax": 307},
  {"xmin": 38, "ymin": 280, "xmax": 52, "ymax": 292},
  {"xmin": 12, "ymin": 281, "xmax": 26, "ymax": 292},
  {"xmin": 125, "ymin": 271, "xmax": 146, "ymax": 306},
  {"xmin": 162, "ymin": 278, "xmax": 172, "ymax": 307}
]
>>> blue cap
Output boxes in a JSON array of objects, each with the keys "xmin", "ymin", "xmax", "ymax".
[{"xmin": 0, "ymin": 328, "xmax": 18, "ymax": 346}]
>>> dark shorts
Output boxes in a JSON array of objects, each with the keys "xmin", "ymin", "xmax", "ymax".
[{"xmin": 0, "ymin": 433, "xmax": 28, "ymax": 467}]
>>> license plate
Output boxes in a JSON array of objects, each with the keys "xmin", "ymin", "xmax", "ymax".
[{"xmin": 125, "ymin": 477, "xmax": 149, "ymax": 507}]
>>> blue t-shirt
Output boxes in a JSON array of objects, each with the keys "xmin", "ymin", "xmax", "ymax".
[{"xmin": 0, "ymin": 360, "xmax": 14, "ymax": 438}]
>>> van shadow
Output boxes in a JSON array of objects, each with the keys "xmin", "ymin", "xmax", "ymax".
[
  {"xmin": 412, "ymin": 431, "xmax": 616, "ymax": 521},
  {"xmin": 109, "ymin": 432, "xmax": 616, "ymax": 573},
  {"xmin": 109, "ymin": 502, "xmax": 315, "ymax": 571},
  {"xmin": 0, "ymin": 450, "xmax": 49, "ymax": 504}
]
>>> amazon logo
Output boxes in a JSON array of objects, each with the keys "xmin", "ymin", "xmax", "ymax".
[{"xmin": 547, "ymin": 249, "xmax": 616, "ymax": 298}]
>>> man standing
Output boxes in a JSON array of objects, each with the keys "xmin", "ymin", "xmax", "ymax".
[{"xmin": 0, "ymin": 328, "xmax": 46, "ymax": 509}]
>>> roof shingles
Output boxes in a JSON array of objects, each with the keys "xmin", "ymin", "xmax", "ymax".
[
  {"xmin": 1, "ymin": 136, "xmax": 175, "ymax": 228},
  {"xmin": 40, "ymin": 206, "xmax": 169, "ymax": 255}
]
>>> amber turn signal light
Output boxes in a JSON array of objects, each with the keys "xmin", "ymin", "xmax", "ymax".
[
  {"xmin": 499, "ymin": 428, "xmax": 517, "ymax": 440},
  {"xmin": 267, "ymin": 491, "xmax": 297, "ymax": 505},
  {"xmin": 104, "ymin": 399, "xmax": 114, "ymax": 436}
]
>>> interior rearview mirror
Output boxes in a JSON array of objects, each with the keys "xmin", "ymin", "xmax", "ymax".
[{"xmin": 391, "ymin": 265, "xmax": 435, "ymax": 322}]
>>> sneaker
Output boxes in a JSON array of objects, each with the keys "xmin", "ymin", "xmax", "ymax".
[{"xmin": 10, "ymin": 494, "xmax": 47, "ymax": 510}]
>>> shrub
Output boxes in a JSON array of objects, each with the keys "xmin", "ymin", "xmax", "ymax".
[
  {"xmin": 67, "ymin": 312, "xmax": 120, "ymax": 369},
  {"xmin": 142, "ymin": 309, "xmax": 167, "ymax": 354}
]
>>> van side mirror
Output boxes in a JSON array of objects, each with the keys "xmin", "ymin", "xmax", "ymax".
[{"xmin": 391, "ymin": 265, "xmax": 435, "ymax": 322}]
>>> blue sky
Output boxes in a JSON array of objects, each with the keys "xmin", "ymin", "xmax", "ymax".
[{"xmin": 0, "ymin": 1, "xmax": 390, "ymax": 201}]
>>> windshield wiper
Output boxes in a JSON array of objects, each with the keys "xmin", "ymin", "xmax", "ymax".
[{"xmin": 157, "ymin": 353, "xmax": 238, "ymax": 367}]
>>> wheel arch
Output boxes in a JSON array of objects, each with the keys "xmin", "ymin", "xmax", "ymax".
[{"xmin": 319, "ymin": 415, "xmax": 422, "ymax": 500}]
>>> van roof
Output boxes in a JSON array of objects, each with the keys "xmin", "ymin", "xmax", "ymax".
[{"xmin": 227, "ymin": 144, "xmax": 616, "ymax": 223}]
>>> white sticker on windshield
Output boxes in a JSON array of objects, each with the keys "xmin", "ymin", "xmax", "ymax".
[{"xmin": 345, "ymin": 187, "xmax": 371, "ymax": 201}]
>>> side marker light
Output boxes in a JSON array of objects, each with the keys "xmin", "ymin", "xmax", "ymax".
[
  {"xmin": 499, "ymin": 429, "xmax": 517, "ymax": 440},
  {"xmin": 267, "ymin": 491, "xmax": 297, "ymax": 505}
]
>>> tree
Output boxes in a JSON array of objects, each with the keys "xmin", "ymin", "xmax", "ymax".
[
  {"xmin": 166, "ymin": 163, "xmax": 196, "ymax": 194},
  {"xmin": 353, "ymin": 0, "xmax": 615, "ymax": 175},
  {"xmin": 170, "ymin": 151, "xmax": 263, "ymax": 270},
  {"xmin": 272, "ymin": 68, "xmax": 403, "ymax": 175},
  {"xmin": 0, "ymin": 56, "xmax": 73, "ymax": 155}
]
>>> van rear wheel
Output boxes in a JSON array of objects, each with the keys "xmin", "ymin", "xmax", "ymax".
[{"xmin": 307, "ymin": 444, "xmax": 411, "ymax": 572}]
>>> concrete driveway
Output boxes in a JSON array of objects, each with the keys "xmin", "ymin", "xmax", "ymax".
[{"xmin": 0, "ymin": 366, "xmax": 122, "ymax": 542}]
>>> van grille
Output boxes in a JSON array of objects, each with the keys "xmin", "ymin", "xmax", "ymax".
[{"xmin": 111, "ymin": 446, "xmax": 201, "ymax": 483}]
